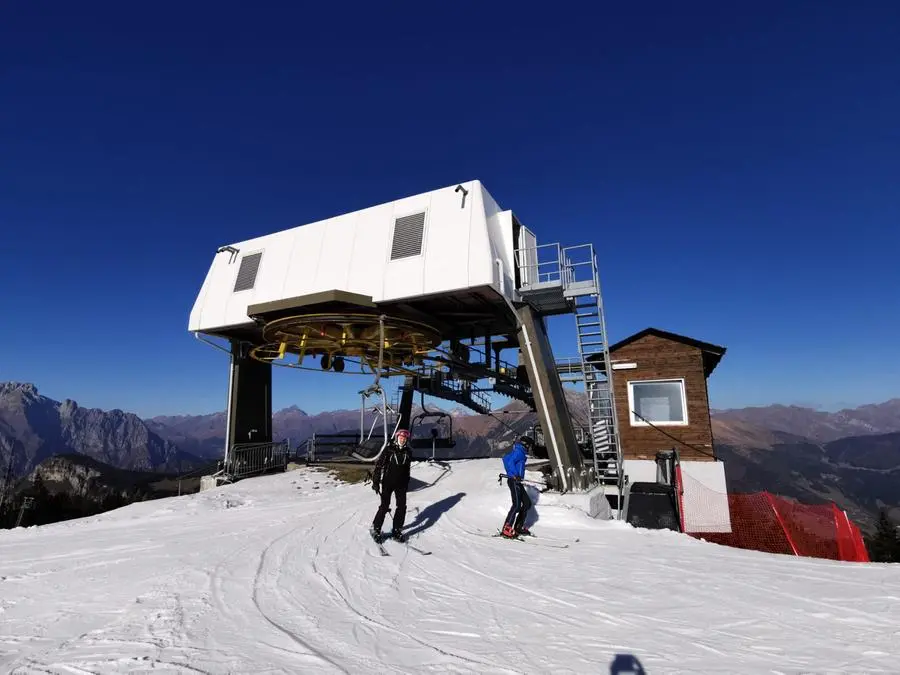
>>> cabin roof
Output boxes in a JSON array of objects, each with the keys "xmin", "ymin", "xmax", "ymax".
[{"xmin": 588, "ymin": 327, "xmax": 727, "ymax": 378}]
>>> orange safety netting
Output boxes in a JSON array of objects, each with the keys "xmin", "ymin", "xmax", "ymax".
[{"xmin": 674, "ymin": 470, "xmax": 869, "ymax": 562}]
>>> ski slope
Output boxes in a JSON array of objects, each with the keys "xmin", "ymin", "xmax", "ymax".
[{"xmin": 1, "ymin": 459, "xmax": 897, "ymax": 674}]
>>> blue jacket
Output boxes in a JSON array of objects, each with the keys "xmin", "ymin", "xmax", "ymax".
[{"xmin": 502, "ymin": 442, "xmax": 527, "ymax": 479}]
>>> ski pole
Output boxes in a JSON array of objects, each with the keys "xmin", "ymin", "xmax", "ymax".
[{"xmin": 498, "ymin": 473, "xmax": 544, "ymax": 487}]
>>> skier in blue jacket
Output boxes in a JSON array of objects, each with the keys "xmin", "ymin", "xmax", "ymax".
[{"xmin": 501, "ymin": 436, "xmax": 533, "ymax": 538}]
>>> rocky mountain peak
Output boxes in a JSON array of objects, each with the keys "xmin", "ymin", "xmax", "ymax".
[
  {"xmin": 1, "ymin": 381, "xmax": 202, "ymax": 480},
  {"xmin": 0, "ymin": 382, "xmax": 41, "ymax": 404},
  {"xmin": 0, "ymin": 381, "xmax": 38, "ymax": 395}
]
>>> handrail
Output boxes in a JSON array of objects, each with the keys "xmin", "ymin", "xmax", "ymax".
[
  {"xmin": 513, "ymin": 242, "xmax": 602, "ymax": 292},
  {"xmin": 514, "ymin": 243, "xmax": 563, "ymax": 285}
]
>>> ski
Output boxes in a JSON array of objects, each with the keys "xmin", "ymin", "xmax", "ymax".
[
  {"xmin": 370, "ymin": 530, "xmax": 390, "ymax": 556},
  {"xmin": 489, "ymin": 530, "xmax": 570, "ymax": 548},
  {"xmin": 451, "ymin": 520, "xmax": 577, "ymax": 546},
  {"xmin": 382, "ymin": 536, "xmax": 432, "ymax": 555},
  {"xmin": 519, "ymin": 531, "xmax": 580, "ymax": 545},
  {"xmin": 406, "ymin": 543, "xmax": 432, "ymax": 556},
  {"xmin": 517, "ymin": 537, "xmax": 569, "ymax": 549}
]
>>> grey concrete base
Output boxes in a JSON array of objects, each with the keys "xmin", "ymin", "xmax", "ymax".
[{"xmin": 537, "ymin": 482, "xmax": 612, "ymax": 519}]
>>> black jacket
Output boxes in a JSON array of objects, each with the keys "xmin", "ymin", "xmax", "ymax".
[{"xmin": 374, "ymin": 441, "xmax": 412, "ymax": 487}]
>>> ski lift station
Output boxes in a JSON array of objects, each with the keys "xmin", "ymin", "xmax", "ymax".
[{"xmin": 189, "ymin": 180, "xmax": 730, "ymax": 530}]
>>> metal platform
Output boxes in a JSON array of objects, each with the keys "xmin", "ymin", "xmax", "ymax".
[{"xmin": 516, "ymin": 243, "xmax": 601, "ymax": 315}]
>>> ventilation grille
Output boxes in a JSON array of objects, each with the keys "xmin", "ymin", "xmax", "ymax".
[
  {"xmin": 390, "ymin": 212, "xmax": 425, "ymax": 260},
  {"xmin": 233, "ymin": 252, "xmax": 262, "ymax": 292}
]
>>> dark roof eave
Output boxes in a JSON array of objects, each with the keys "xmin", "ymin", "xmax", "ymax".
[{"xmin": 586, "ymin": 327, "xmax": 727, "ymax": 377}]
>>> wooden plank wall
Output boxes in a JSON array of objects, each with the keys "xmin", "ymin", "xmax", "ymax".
[{"xmin": 610, "ymin": 334, "xmax": 716, "ymax": 461}]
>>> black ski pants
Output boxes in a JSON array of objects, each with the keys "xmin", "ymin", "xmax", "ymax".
[
  {"xmin": 504, "ymin": 478, "xmax": 531, "ymax": 531},
  {"xmin": 373, "ymin": 472, "xmax": 408, "ymax": 534}
]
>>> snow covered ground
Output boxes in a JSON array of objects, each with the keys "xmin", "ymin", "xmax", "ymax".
[{"xmin": 1, "ymin": 459, "xmax": 898, "ymax": 674}]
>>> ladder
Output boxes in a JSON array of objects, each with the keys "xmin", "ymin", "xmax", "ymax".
[{"xmin": 571, "ymin": 277, "xmax": 624, "ymax": 503}]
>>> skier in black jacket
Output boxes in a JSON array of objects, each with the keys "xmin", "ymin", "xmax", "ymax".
[{"xmin": 370, "ymin": 428, "xmax": 413, "ymax": 543}]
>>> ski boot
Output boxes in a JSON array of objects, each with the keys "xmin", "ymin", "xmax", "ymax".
[
  {"xmin": 501, "ymin": 523, "xmax": 517, "ymax": 538},
  {"xmin": 517, "ymin": 526, "xmax": 533, "ymax": 537},
  {"xmin": 390, "ymin": 529, "xmax": 407, "ymax": 543},
  {"xmin": 370, "ymin": 526, "xmax": 384, "ymax": 544}
]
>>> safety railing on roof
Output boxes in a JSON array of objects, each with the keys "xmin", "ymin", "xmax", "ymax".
[
  {"xmin": 515, "ymin": 243, "xmax": 563, "ymax": 287},
  {"xmin": 559, "ymin": 243, "xmax": 600, "ymax": 292},
  {"xmin": 514, "ymin": 242, "xmax": 600, "ymax": 296}
]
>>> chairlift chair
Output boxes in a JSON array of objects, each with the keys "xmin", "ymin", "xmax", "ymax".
[
  {"xmin": 409, "ymin": 410, "xmax": 456, "ymax": 451},
  {"xmin": 350, "ymin": 383, "xmax": 400, "ymax": 462}
]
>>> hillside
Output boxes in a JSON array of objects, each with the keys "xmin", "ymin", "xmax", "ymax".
[
  {"xmin": 0, "ymin": 382, "xmax": 201, "ymax": 478},
  {"xmin": 0, "ymin": 454, "xmax": 211, "ymax": 530},
  {"xmin": 18, "ymin": 453, "xmax": 207, "ymax": 500},
  {"xmin": 709, "ymin": 414, "xmax": 900, "ymax": 529},
  {"xmin": 1, "ymin": 459, "xmax": 896, "ymax": 673},
  {"xmin": 712, "ymin": 399, "xmax": 900, "ymax": 442}
]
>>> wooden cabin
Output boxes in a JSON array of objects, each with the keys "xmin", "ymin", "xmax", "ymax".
[{"xmin": 603, "ymin": 328, "xmax": 726, "ymax": 462}]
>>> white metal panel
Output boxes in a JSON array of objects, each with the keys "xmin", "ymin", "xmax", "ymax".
[
  {"xmin": 223, "ymin": 246, "xmax": 267, "ymax": 327},
  {"xmin": 281, "ymin": 220, "xmax": 327, "ymax": 303},
  {"xmin": 314, "ymin": 213, "xmax": 357, "ymax": 296},
  {"xmin": 188, "ymin": 180, "xmax": 522, "ymax": 333},
  {"xmin": 188, "ymin": 261, "xmax": 217, "ymax": 332},
  {"xmin": 231, "ymin": 241, "xmax": 290, "ymax": 323},
  {"xmin": 198, "ymin": 240, "xmax": 268, "ymax": 330},
  {"xmin": 491, "ymin": 211, "xmax": 516, "ymax": 294},
  {"xmin": 382, "ymin": 192, "xmax": 431, "ymax": 300},
  {"xmin": 466, "ymin": 182, "xmax": 496, "ymax": 291},
  {"xmin": 480, "ymin": 185, "xmax": 504, "ymax": 288},
  {"xmin": 347, "ymin": 203, "xmax": 393, "ymax": 297},
  {"xmin": 422, "ymin": 182, "xmax": 473, "ymax": 295}
]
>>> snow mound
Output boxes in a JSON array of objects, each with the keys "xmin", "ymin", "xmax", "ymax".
[{"xmin": 1, "ymin": 459, "xmax": 897, "ymax": 674}]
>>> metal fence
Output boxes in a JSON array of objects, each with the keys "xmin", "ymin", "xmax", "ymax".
[{"xmin": 223, "ymin": 441, "xmax": 290, "ymax": 481}]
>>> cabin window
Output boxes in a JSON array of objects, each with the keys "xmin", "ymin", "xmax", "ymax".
[
  {"xmin": 390, "ymin": 211, "xmax": 426, "ymax": 260},
  {"xmin": 233, "ymin": 251, "xmax": 263, "ymax": 292},
  {"xmin": 627, "ymin": 378, "xmax": 688, "ymax": 426}
]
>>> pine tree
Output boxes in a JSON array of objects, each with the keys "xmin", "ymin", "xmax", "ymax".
[{"xmin": 867, "ymin": 510, "xmax": 900, "ymax": 563}]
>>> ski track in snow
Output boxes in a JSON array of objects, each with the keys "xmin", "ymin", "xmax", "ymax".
[{"xmin": 1, "ymin": 460, "xmax": 898, "ymax": 674}]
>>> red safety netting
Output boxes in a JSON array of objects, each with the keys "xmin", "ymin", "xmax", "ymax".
[{"xmin": 675, "ymin": 470, "xmax": 869, "ymax": 562}]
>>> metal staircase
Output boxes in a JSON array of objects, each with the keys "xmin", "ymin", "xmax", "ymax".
[
  {"xmin": 515, "ymin": 241, "xmax": 624, "ymax": 501},
  {"xmin": 572, "ymin": 296, "xmax": 622, "ymax": 491},
  {"xmin": 561, "ymin": 246, "xmax": 623, "ymax": 500}
]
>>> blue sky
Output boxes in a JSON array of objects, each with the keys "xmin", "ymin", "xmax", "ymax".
[{"xmin": 2, "ymin": 1, "xmax": 898, "ymax": 417}]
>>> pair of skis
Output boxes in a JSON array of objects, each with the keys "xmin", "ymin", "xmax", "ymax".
[
  {"xmin": 371, "ymin": 530, "xmax": 432, "ymax": 557},
  {"xmin": 489, "ymin": 530, "xmax": 572, "ymax": 549},
  {"xmin": 446, "ymin": 518, "xmax": 576, "ymax": 549}
]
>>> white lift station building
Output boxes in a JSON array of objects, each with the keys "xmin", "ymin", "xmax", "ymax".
[{"xmin": 189, "ymin": 179, "xmax": 730, "ymax": 530}]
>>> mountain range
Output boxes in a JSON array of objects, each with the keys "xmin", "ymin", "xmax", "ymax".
[
  {"xmin": 0, "ymin": 382, "xmax": 200, "ymax": 478},
  {"xmin": 2, "ymin": 381, "xmax": 898, "ymax": 531}
]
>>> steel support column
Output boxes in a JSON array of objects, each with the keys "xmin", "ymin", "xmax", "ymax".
[
  {"xmin": 515, "ymin": 305, "xmax": 584, "ymax": 491},
  {"xmin": 225, "ymin": 340, "xmax": 273, "ymax": 463}
]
